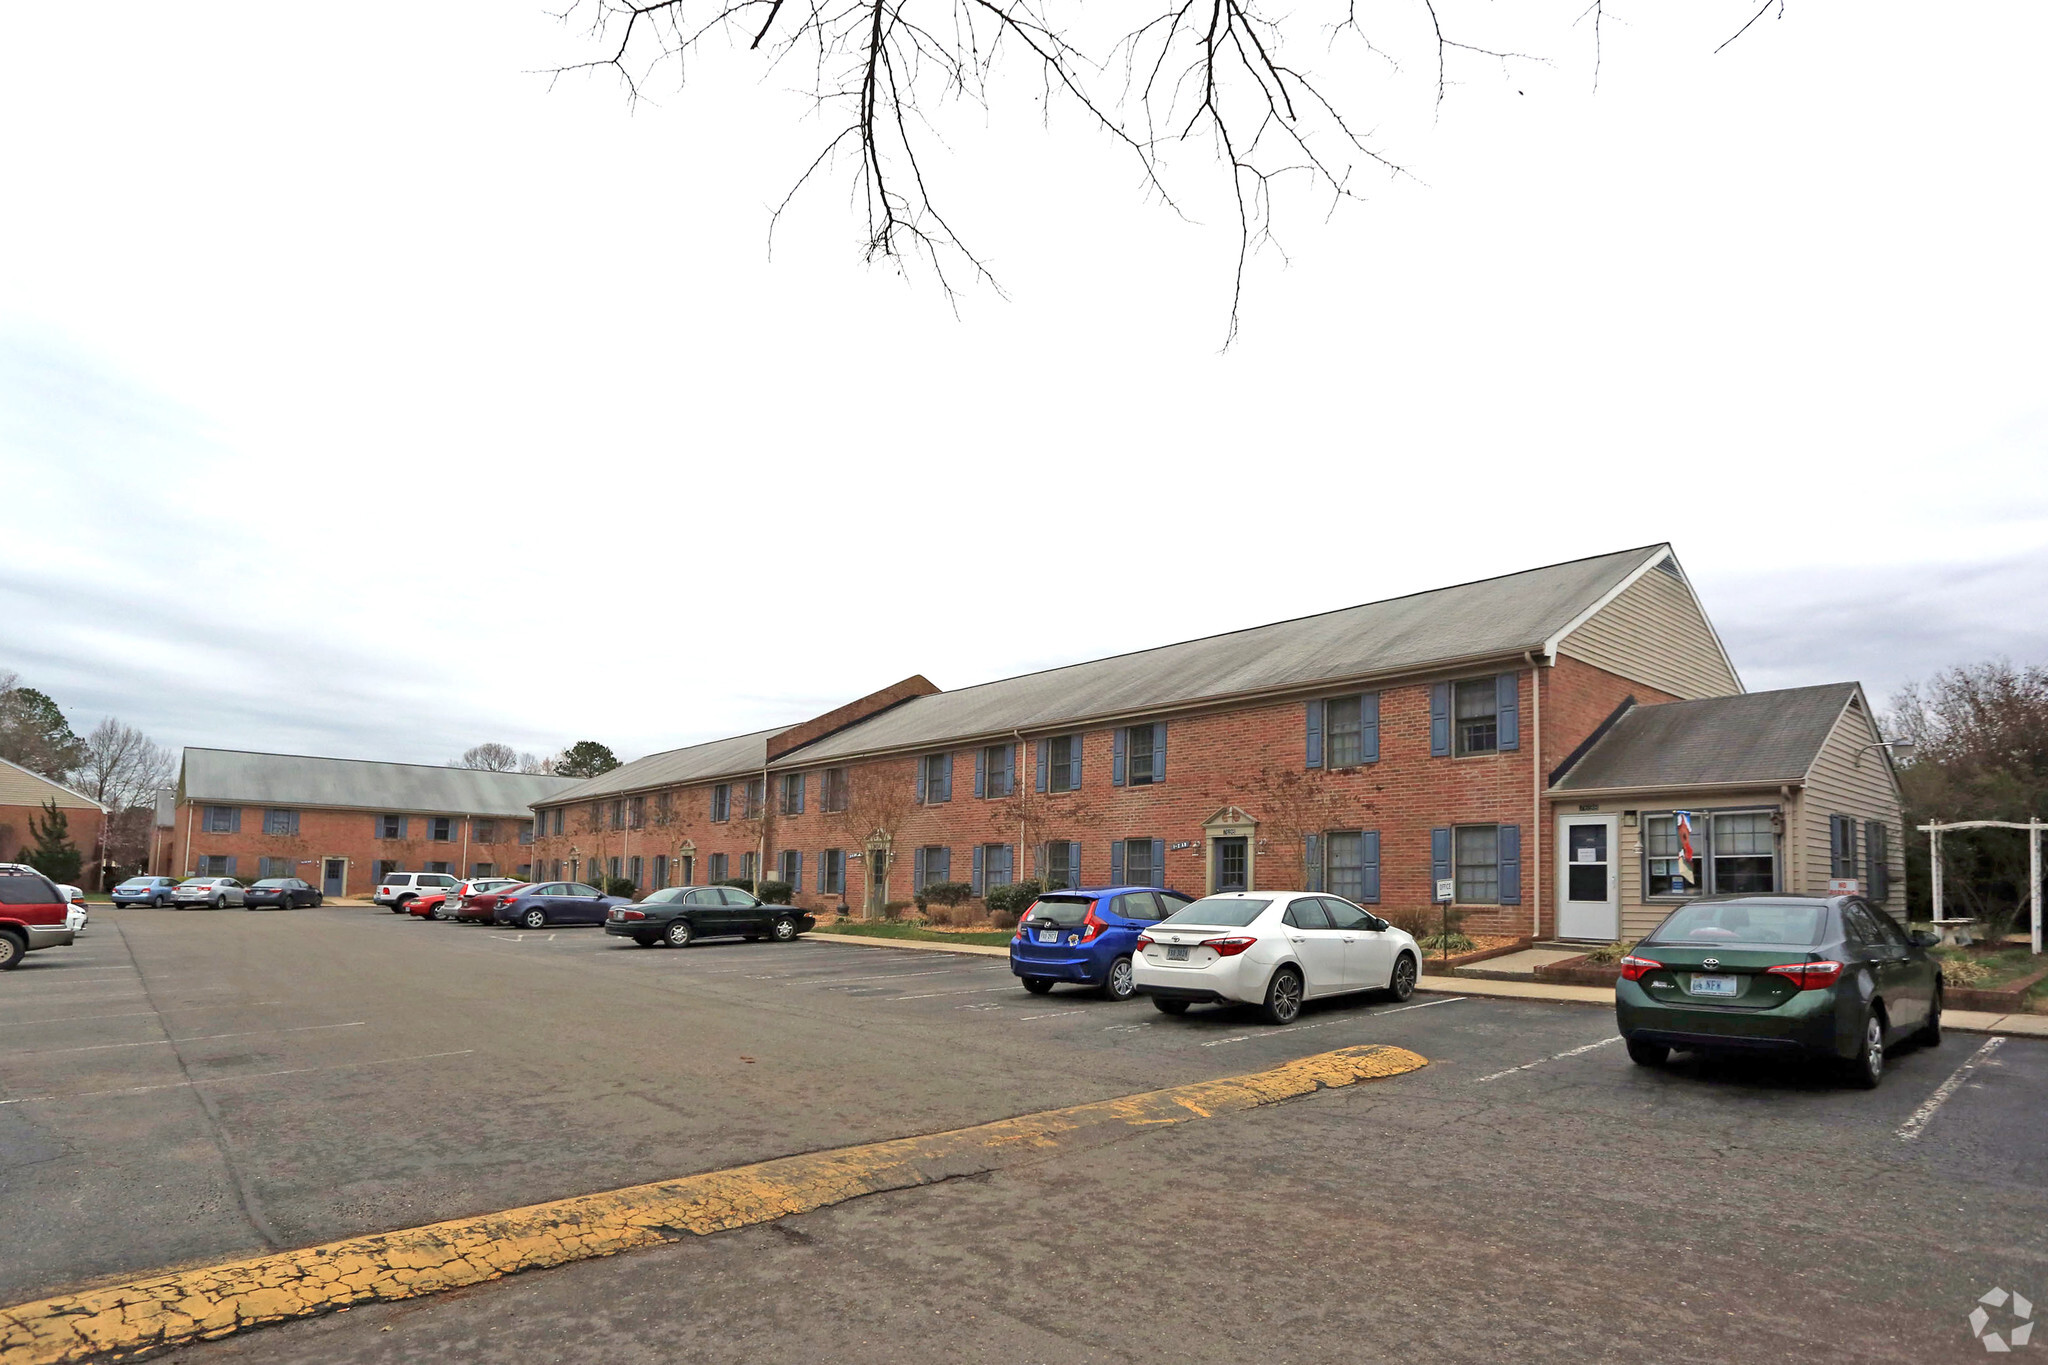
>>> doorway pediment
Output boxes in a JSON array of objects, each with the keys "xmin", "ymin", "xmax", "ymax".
[{"xmin": 1202, "ymin": 807, "xmax": 1257, "ymax": 834}]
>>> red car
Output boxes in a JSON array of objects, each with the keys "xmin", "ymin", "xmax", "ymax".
[
  {"xmin": 407, "ymin": 878, "xmax": 526, "ymax": 922},
  {"xmin": 1, "ymin": 863, "xmax": 76, "ymax": 968},
  {"xmin": 454, "ymin": 881, "xmax": 532, "ymax": 923},
  {"xmin": 406, "ymin": 892, "xmax": 452, "ymax": 920}
]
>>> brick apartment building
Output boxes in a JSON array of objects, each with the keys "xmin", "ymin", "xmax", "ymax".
[
  {"xmin": 0, "ymin": 756, "xmax": 109, "ymax": 888},
  {"xmin": 527, "ymin": 544, "xmax": 1905, "ymax": 939},
  {"xmin": 162, "ymin": 750, "xmax": 580, "ymax": 897}
]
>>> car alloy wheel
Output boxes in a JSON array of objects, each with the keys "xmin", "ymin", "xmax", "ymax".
[
  {"xmin": 666, "ymin": 919, "xmax": 693, "ymax": 948},
  {"xmin": 1262, "ymin": 967, "xmax": 1304, "ymax": 1025},
  {"xmin": 1849, "ymin": 1011, "xmax": 1885, "ymax": 1089},
  {"xmin": 772, "ymin": 916, "xmax": 798, "ymax": 942},
  {"xmin": 0, "ymin": 933, "xmax": 21, "ymax": 969},
  {"xmin": 1389, "ymin": 953, "xmax": 1417, "ymax": 1001},
  {"xmin": 1103, "ymin": 955, "xmax": 1136, "ymax": 1001},
  {"xmin": 521, "ymin": 908, "xmax": 547, "ymax": 930}
]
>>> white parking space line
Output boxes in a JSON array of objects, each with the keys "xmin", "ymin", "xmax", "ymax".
[
  {"xmin": 1016, "ymin": 1010, "xmax": 1088, "ymax": 1022},
  {"xmin": 892, "ymin": 985, "xmax": 1020, "ymax": 1000},
  {"xmin": 10, "ymin": 1022, "xmax": 368, "ymax": 1058},
  {"xmin": 1474, "ymin": 1034, "xmax": 1623, "ymax": 1083},
  {"xmin": 0, "ymin": 1003, "xmax": 288, "ymax": 1028},
  {"xmin": 1897, "ymin": 1036, "xmax": 2005, "ymax": 1142},
  {"xmin": 0, "ymin": 1049, "xmax": 477, "ymax": 1107}
]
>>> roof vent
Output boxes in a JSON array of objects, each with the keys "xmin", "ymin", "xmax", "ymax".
[{"xmin": 1652, "ymin": 555, "xmax": 1682, "ymax": 579}]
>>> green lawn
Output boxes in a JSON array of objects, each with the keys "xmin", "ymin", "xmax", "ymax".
[
  {"xmin": 812, "ymin": 920, "xmax": 1015, "ymax": 948},
  {"xmin": 1938, "ymin": 945, "xmax": 2048, "ymax": 992}
]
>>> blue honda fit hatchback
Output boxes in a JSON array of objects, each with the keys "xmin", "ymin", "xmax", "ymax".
[{"xmin": 1010, "ymin": 885, "xmax": 1194, "ymax": 1000}]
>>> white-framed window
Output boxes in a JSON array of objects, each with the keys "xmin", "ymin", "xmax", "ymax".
[
  {"xmin": 778, "ymin": 849, "xmax": 801, "ymax": 885},
  {"xmin": 1047, "ymin": 736, "xmax": 1080, "ymax": 793},
  {"xmin": 821, "ymin": 848, "xmax": 845, "ymax": 895},
  {"xmin": 1454, "ymin": 825, "xmax": 1499, "ymax": 903},
  {"xmin": 708, "ymin": 852, "xmax": 728, "ymax": 883},
  {"xmin": 378, "ymin": 814, "xmax": 403, "ymax": 839},
  {"xmin": 262, "ymin": 808, "xmax": 299, "ymax": 837},
  {"xmin": 822, "ymin": 769, "xmax": 849, "ymax": 813},
  {"xmin": 711, "ymin": 784, "xmax": 731, "ymax": 822},
  {"xmin": 1043, "ymin": 841, "xmax": 1074, "ymax": 890},
  {"xmin": 257, "ymin": 857, "xmax": 294, "ymax": 878},
  {"xmin": 781, "ymin": 774, "xmax": 805, "ymax": 816},
  {"xmin": 740, "ymin": 851, "xmax": 758, "ymax": 883},
  {"xmin": 198, "ymin": 855, "xmax": 233, "ymax": 876},
  {"xmin": 920, "ymin": 754, "xmax": 951, "ymax": 804},
  {"xmin": 629, "ymin": 797, "xmax": 645, "ymax": 830},
  {"xmin": 429, "ymin": 817, "xmax": 454, "ymax": 842},
  {"xmin": 1644, "ymin": 808, "xmax": 1779, "ymax": 900},
  {"xmin": 1454, "ymin": 680, "xmax": 1499, "ymax": 756},
  {"xmin": 1123, "ymin": 726, "xmax": 1159, "ymax": 786},
  {"xmin": 203, "ymin": 806, "xmax": 237, "ymax": 834},
  {"xmin": 1325, "ymin": 697, "xmax": 1367, "ymax": 769},
  {"xmin": 473, "ymin": 819, "xmax": 498, "ymax": 843},
  {"xmin": 1122, "ymin": 838, "xmax": 1156, "ymax": 887}
]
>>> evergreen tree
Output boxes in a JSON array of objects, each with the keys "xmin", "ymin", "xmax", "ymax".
[{"xmin": 25, "ymin": 799, "xmax": 82, "ymax": 884}]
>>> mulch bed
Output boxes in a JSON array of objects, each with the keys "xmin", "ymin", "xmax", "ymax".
[
  {"xmin": 1419, "ymin": 935, "xmax": 1533, "ymax": 976},
  {"xmin": 1533, "ymin": 955, "xmax": 1620, "ymax": 988}
]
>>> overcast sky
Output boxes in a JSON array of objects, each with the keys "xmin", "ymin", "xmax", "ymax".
[{"xmin": 2, "ymin": 1, "xmax": 2043, "ymax": 768}]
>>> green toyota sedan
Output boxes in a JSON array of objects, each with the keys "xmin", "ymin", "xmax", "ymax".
[{"xmin": 1616, "ymin": 895, "xmax": 1942, "ymax": 1089}]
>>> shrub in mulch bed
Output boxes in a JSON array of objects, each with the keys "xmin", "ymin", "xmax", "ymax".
[{"xmin": 1418, "ymin": 936, "xmax": 1534, "ymax": 976}]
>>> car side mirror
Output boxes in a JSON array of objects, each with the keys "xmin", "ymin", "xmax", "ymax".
[{"xmin": 1909, "ymin": 930, "xmax": 1939, "ymax": 949}]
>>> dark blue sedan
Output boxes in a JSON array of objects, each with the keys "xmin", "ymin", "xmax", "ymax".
[
  {"xmin": 493, "ymin": 881, "xmax": 633, "ymax": 929},
  {"xmin": 1010, "ymin": 885, "xmax": 1194, "ymax": 1000}
]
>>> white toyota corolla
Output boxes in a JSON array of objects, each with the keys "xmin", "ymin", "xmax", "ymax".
[{"xmin": 1131, "ymin": 891, "xmax": 1422, "ymax": 1024}]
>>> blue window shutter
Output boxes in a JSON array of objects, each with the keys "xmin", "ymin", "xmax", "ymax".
[
  {"xmin": 1304, "ymin": 834, "xmax": 1323, "ymax": 892},
  {"xmin": 817, "ymin": 855, "xmax": 827, "ymax": 894},
  {"xmin": 1006, "ymin": 744, "xmax": 1018, "ymax": 796},
  {"xmin": 1068, "ymin": 842, "xmax": 1081, "ymax": 883},
  {"xmin": 230, "ymin": 808, "xmax": 242, "ymax": 834},
  {"xmin": 938, "ymin": 848, "xmax": 951, "ymax": 882},
  {"xmin": 1362, "ymin": 831, "xmax": 1381, "ymax": 903},
  {"xmin": 1153, "ymin": 723, "xmax": 1166, "ymax": 780},
  {"xmin": 1305, "ymin": 700, "xmax": 1324, "ymax": 768},
  {"xmin": 1071, "ymin": 735, "xmax": 1082, "ymax": 787},
  {"xmin": 1036, "ymin": 740, "xmax": 1048, "ymax": 793},
  {"xmin": 1113, "ymin": 728, "xmax": 1127, "ymax": 786},
  {"xmin": 1431, "ymin": 827, "xmax": 1452, "ymax": 889},
  {"xmin": 399, "ymin": 816, "xmax": 409, "ymax": 840},
  {"xmin": 792, "ymin": 852, "xmax": 803, "ymax": 889},
  {"xmin": 226, "ymin": 856, "xmax": 236, "ymax": 877},
  {"xmin": 913, "ymin": 847, "xmax": 927, "ymax": 890},
  {"xmin": 972, "ymin": 844, "xmax": 986, "ymax": 895},
  {"xmin": 915, "ymin": 761, "xmax": 927, "ymax": 805},
  {"xmin": 1361, "ymin": 693, "xmax": 1380, "ymax": 763},
  {"xmin": 1151, "ymin": 839, "xmax": 1165, "ymax": 884},
  {"xmin": 796, "ymin": 775, "xmax": 806, "ymax": 814},
  {"xmin": 1430, "ymin": 684, "xmax": 1452, "ymax": 757},
  {"xmin": 1497, "ymin": 673, "xmax": 1520, "ymax": 751},
  {"xmin": 940, "ymin": 754, "xmax": 953, "ymax": 803},
  {"xmin": 1110, "ymin": 840, "xmax": 1125, "ymax": 886},
  {"xmin": 1498, "ymin": 824, "xmax": 1522, "ymax": 903},
  {"xmin": 1004, "ymin": 845, "xmax": 1015, "ymax": 885},
  {"xmin": 974, "ymin": 749, "xmax": 987, "ymax": 799},
  {"xmin": 1032, "ymin": 843, "xmax": 1043, "ymax": 877}
]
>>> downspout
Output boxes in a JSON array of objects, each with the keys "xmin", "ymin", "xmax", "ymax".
[
  {"xmin": 180, "ymin": 802, "xmax": 193, "ymax": 877},
  {"xmin": 1526, "ymin": 651, "xmax": 1543, "ymax": 940},
  {"xmin": 758, "ymin": 761, "xmax": 770, "ymax": 894},
  {"xmin": 1012, "ymin": 729, "xmax": 1030, "ymax": 892},
  {"xmin": 459, "ymin": 816, "xmax": 470, "ymax": 881}
]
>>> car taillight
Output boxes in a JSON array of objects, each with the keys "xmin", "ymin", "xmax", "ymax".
[
  {"xmin": 1135, "ymin": 933, "xmax": 1154, "ymax": 950},
  {"xmin": 1080, "ymin": 906, "xmax": 1107, "ymax": 942},
  {"xmin": 1618, "ymin": 954, "xmax": 1663, "ymax": 982},
  {"xmin": 1764, "ymin": 960, "xmax": 1845, "ymax": 990},
  {"xmin": 1202, "ymin": 936, "xmax": 1256, "ymax": 957},
  {"xmin": 620, "ymin": 910, "xmax": 645, "ymax": 921}
]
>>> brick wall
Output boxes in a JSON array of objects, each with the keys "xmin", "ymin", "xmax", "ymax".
[
  {"xmin": 168, "ymin": 804, "xmax": 538, "ymax": 895},
  {"xmin": 0, "ymin": 802, "xmax": 108, "ymax": 888}
]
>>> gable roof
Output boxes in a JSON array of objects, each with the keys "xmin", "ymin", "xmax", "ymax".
[
  {"xmin": 542, "ymin": 730, "xmax": 781, "ymax": 805},
  {"xmin": 778, "ymin": 545, "xmax": 1673, "ymax": 765},
  {"xmin": 0, "ymin": 755, "xmax": 106, "ymax": 812},
  {"xmin": 180, "ymin": 749, "xmax": 581, "ymax": 817},
  {"xmin": 1548, "ymin": 684, "xmax": 1862, "ymax": 793}
]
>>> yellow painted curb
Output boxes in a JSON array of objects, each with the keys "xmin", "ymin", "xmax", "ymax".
[{"xmin": 0, "ymin": 1044, "xmax": 1423, "ymax": 1364}]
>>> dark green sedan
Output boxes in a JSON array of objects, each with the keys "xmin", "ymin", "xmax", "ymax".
[{"xmin": 1616, "ymin": 895, "xmax": 1942, "ymax": 1088}]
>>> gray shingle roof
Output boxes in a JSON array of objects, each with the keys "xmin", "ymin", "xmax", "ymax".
[
  {"xmin": 542, "ymin": 730, "xmax": 781, "ymax": 805},
  {"xmin": 779, "ymin": 546, "xmax": 1667, "ymax": 765},
  {"xmin": 1549, "ymin": 684, "xmax": 1860, "ymax": 792},
  {"xmin": 180, "ymin": 749, "xmax": 582, "ymax": 816}
]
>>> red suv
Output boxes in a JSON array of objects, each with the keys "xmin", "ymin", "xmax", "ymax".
[{"xmin": 0, "ymin": 864, "xmax": 76, "ymax": 970}]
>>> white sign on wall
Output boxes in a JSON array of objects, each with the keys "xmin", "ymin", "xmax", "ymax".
[{"xmin": 1827, "ymin": 878, "xmax": 1864, "ymax": 895}]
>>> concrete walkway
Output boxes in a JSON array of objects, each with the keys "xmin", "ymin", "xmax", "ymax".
[{"xmin": 1449, "ymin": 947, "xmax": 1583, "ymax": 980}]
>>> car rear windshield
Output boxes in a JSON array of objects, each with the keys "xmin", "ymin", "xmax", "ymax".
[
  {"xmin": 179, "ymin": 878, "xmax": 212, "ymax": 886},
  {"xmin": 644, "ymin": 888, "xmax": 686, "ymax": 904},
  {"xmin": 1155, "ymin": 897, "xmax": 1272, "ymax": 929},
  {"xmin": 1645, "ymin": 901, "xmax": 1829, "ymax": 947},
  {"xmin": 0, "ymin": 872, "xmax": 60, "ymax": 905},
  {"xmin": 118, "ymin": 877, "xmax": 154, "ymax": 888},
  {"xmin": 1025, "ymin": 894, "xmax": 1095, "ymax": 926},
  {"xmin": 253, "ymin": 879, "xmax": 289, "ymax": 887}
]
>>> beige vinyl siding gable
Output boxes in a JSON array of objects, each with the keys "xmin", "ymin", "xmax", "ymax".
[
  {"xmin": 1794, "ymin": 694, "xmax": 1906, "ymax": 922},
  {"xmin": 0, "ymin": 757, "xmax": 104, "ymax": 811},
  {"xmin": 1556, "ymin": 564, "xmax": 1742, "ymax": 701}
]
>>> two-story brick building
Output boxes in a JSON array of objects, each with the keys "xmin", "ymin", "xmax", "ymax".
[
  {"xmin": 163, "ymin": 750, "xmax": 580, "ymax": 897},
  {"xmin": 529, "ymin": 544, "xmax": 1901, "ymax": 938},
  {"xmin": 0, "ymin": 756, "xmax": 109, "ymax": 888}
]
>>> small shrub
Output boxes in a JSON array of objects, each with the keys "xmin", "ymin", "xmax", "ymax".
[
  {"xmin": 755, "ymin": 879, "xmax": 794, "ymax": 905},
  {"xmin": 1580, "ymin": 939, "xmax": 1638, "ymax": 966},
  {"xmin": 1417, "ymin": 932, "xmax": 1476, "ymax": 955},
  {"xmin": 604, "ymin": 877, "xmax": 636, "ymax": 897},
  {"xmin": 720, "ymin": 877, "xmax": 755, "ymax": 894},
  {"xmin": 882, "ymin": 899, "xmax": 913, "ymax": 921},
  {"xmin": 922, "ymin": 881, "xmax": 973, "ymax": 908},
  {"xmin": 1936, "ymin": 949, "xmax": 1991, "ymax": 988},
  {"xmin": 1388, "ymin": 904, "xmax": 1465, "ymax": 940},
  {"xmin": 984, "ymin": 879, "xmax": 1042, "ymax": 917}
]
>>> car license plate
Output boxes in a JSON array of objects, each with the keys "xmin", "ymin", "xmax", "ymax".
[
  {"xmin": 1036, "ymin": 929, "xmax": 1057, "ymax": 944},
  {"xmin": 1689, "ymin": 974, "xmax": 1739, "ymax": 997},
  {"xmin": 1166, "ymin": 945, "xmax": 1190, "ymax": 962}
]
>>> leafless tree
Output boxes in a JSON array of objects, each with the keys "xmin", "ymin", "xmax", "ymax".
[
  {"xmin": 518, "ymin": 751, "xmax": 558, "ymax": 774},
  {"xmin": 550, "ymin": 1, "xmax": 1781, "ymax": 341},
  {"xmin": 826, "ymin": 761, "xmax": 920, "ymax": 911},
  {"xmin": 460, "ymin": 742, "xmax": 520, "ymax": 771},
  {"xmin": 72, "ymin": 717, "xmax": 176, "ymax": 810}
]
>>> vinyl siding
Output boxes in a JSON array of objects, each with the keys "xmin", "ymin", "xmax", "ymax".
[
  {"xmin": 1556, "ymin": 567, "xmax": 1741, "ymax": 701},
  {"xmin": 1796, "ymin": 696, "xmax": 1906, "ymax": 922},
  {"xmin": 1565, "ymin": 788, "xmax": 1788, "ymax": 941}
]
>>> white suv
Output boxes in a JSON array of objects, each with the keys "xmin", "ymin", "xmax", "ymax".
[{"xmin": 374, "ymin": 872, "xmax": 459, "ymax": 912}]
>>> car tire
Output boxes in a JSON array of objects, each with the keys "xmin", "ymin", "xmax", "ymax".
[
  {"xmin": 1260, "ymin": 966, "xmax": 1305, "ymax": 1025},
  {"xmin": 1387, "ymin": 952, "xmax": 1418, "ymax": 1002},
  {"xmin": 1626, "ymin": 1039, "xmax": 1669, "ymax": 1067},
  {"xmin": 391, "ymin": 898, "xmax": 412, "ymax": 915},
  {"xmin": 1151, "ymin": 997, "xmax": 1189, "ymax": 1015},
  {"xmin": 0, "ymin": 931, "xmax": 23, "ymax": 970},
  {"xmin": 211, "ymin": 897, "xmax": 224, "ymax": 910},
  {"xmin": 1022, "ymin": 976, "xmax": 1054, "ymax": 995},
  {"xmin": 632, "ymin": 935, "xmax": 658, "ymax": 948},
  {"xmin": 772, "ymin": 916, "xmax": 799, "ymax": 943},
  {"xmin": 1846, "ymin": 1008, "xmax": 1886, "ymax": 1090},
  {"xmin": 1915, "ymin": 986, "xmax": 1943, "ymax": 1049},
  {"xmin": 665, "ymin": 919, "xmax": 694, "ymax": 948},
  {"xmin": 1100, "ymin": 955, "xmax": 1136, "ymax": 1001},
  {"xmin": 521, "ymin": 907, "xmax": 547, "ymax": 930}
]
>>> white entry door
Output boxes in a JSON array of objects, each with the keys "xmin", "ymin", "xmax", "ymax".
[{"xmin": 1557, "ymin": 815, "xmax": 1620, "ymax": 941}]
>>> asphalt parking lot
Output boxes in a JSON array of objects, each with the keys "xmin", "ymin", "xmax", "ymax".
[{"xmin": 4, "ymin": 907, "xmax": 2045, "ymax": 1362}]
